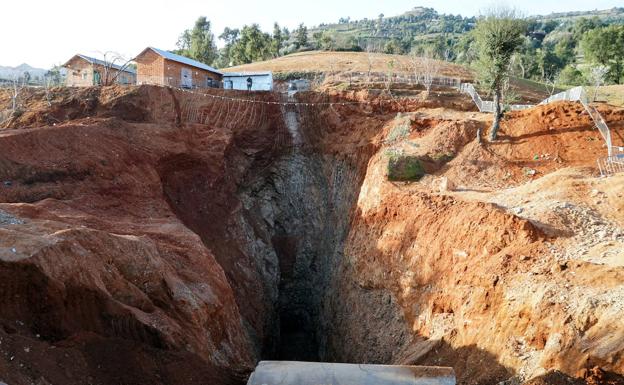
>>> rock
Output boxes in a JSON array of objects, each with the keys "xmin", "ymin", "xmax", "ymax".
[{"xmin": 438, "ymin": 177, "xmax": 455, "ymax": 192}]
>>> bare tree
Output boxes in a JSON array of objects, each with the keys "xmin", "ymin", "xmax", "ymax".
[
  {"xmin": 9, "ymin": 75, "xmax": 26, "ymax": 112},
  {"xmin": 96, "ymin": 51, "xmax": 134, "ymax": 86},
  {"xmin": 588, "ymin": 65, "xmax": 609, "ymax": 102},
  {"xmin": 43, "ymin": 75, "xmax": 54, "ymax": 107},
  {"xmin": 1, "ymin": 75, "xmax": 27, "ymax": 126},
  {"xmin": 544, "ymin": 74, "xmax": 558, "ymax": 98},
  {"xmin": 411, "ymin": 51, "xmax": 441, "ymax": 99}
]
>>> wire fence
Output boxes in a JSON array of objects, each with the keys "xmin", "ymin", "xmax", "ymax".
[
  {"xmin": 539, "ymin": 86, "xmax": 585, "ymax": 105},
  {"xmin": 540, "ymin": 86, "xmax": 613, "ymax": 156},
  {"xmin": 459, "ymin": 83, "xmax": 534, "ymax": 112},
  {"xmin": 597, "ymin": 155, "xmax": 624, "ymax": 176}
]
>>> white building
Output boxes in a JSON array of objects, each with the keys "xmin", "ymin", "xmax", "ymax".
[{"xmin": 222, "ymin": 72, "xmax": 273, "ymax": 91}]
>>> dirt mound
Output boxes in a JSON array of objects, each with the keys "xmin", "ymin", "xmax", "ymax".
[{"xmin": 438, "ymin": 101, "xmax": 624, "ymax": 188}]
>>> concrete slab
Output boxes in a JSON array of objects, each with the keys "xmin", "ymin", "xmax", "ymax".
[{"xmin": 247, "ymin": 361, "xmax": 456, "ymax": 385}]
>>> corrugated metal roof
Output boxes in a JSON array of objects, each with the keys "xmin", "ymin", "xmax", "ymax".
[
  {"xmin": 222, "ymin": 71, "xmax": 272, "ymax": 77},
  {"xmin": 147, "ymin": 47, "xmax": 222, "ymax": 75},
  {"xmin": 76, "ymin": 55, "xmax": 136, "ymax": 74}
]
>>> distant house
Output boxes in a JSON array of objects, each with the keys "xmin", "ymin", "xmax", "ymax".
[
  {"xmin": 134, "ymin": 47, "xmax": 274, "ymax": 91},
  {"xmin": 222, "ymin": 72, "xmax": 274, "ymax": 91},
  {"xmin": 134, "ymin": 47, "xmax": 222, "ymax": 89},
  {"xmin": 63, "ymin": 54, "xmax": 136, "ymax": 87}
]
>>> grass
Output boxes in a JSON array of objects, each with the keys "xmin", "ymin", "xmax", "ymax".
[
  {"xmin": 387, "ymin": 155, "xmax": 425, "ymax": 182},
  {"xmin": 591, "ymin": 85, "xmax": 624, "ymax": 107}
]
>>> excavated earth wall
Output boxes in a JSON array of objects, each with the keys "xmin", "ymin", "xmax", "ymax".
[{"xmin": 0, "ymin": 85, "xmax": 623, "ymax": 385}]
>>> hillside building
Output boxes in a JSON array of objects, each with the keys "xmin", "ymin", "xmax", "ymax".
[
  {"xmin": 135, "ymin": 47, "xmax": 273, "ymax": 91},
  {"xmin": 134, "ymin": 47, "xmax": 222, "ymax": 89},
  {"xmin": 63, "ymin": 54, "xmax": 136, "ymax": 87}
]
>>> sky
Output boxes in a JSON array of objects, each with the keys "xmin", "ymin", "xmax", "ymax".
[{"xmin": 1, "ymin": 0, "xmax": 622, "ymax": 69}]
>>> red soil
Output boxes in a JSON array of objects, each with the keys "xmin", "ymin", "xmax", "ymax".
[{"xmin": 0, "ymin": 85, "xmax": 623, "ymax": 385}]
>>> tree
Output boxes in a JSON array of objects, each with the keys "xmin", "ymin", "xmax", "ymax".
[
  {"xmin": 411, "ymin": 50, "xmax": 440, "ymax": 99},
  {"xmin": 97, "ymin": 51, "xmax": 134, "ymax": 86},
  {"xmin": 587, "ymin": 65, "xmax": 609, "ymax": 101},
  {"xmin": 295, "ymin": 23, "xmax": 308, "ymax": 48},
  {"xmin": 384, "ymin": 39, "xmax": 403, "ymax": 54},
  {"xmin": 536, "ymin": 46, "xmax": 562, "ymax": 81},
  {"xmin": 45, "ymin": 65, "xmax": 63, "ymax": 86},
  {"xmin": 272, "ymin": 22, "xmax": 284, "ymax": 56},
  {"xmin": 557, "ymin": 65, "xmax": 585, "ymax": 86},
  {"xmin": 22, "ymin": 71, "xmax": 31, "ymax": 85},
  {"xmin": 176, "ymin": 16, "xmax": 218, "ymax": 65},
  {"xmin": 319, "ymin": 31, "xmax": 335, "ymax": 51},
  {"xmin": 229, "ymin": 24, "xmax": 273, "ymax": 65},
  {"xmin": 216, "ymin": 27, "xmax": 240, "ymax": 67},
  {"xmin": 474, "ymin": 7, "xmax": 527, "ymax": 141},
  {"xmin": 581, "ymin": 25, "xmax": 624, "ymax": 84}
]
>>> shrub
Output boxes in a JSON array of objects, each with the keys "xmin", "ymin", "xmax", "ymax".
[
  {"xmin": 273, "ymin": 71, "xmax": 323, "ymax": 81},
  {"xmin": 557, "ymin": 65, "xmax": 585, "ymax": 86},
  {"xmin": 387, "ymin": 155, "xmax": 425, "ymax": 181}
]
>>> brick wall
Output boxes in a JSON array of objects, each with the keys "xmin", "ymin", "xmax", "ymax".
[
  {"xmin": 65, "ymin": 58, "xmax": 94, "ymax": 87},
  {"xmin": 136, "ymin": 49, "xmax": 222, "ymax": 88},
  {"xmin": 65, "ymin": 57, "xmax": 136, "ymax": 87},
  {"xmin": 136, "ymin": 49, "xmax": 165, "ymax": 85}
]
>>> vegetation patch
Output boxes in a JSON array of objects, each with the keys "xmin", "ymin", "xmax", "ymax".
[
  {"xmin": 387, "ymin": 155, "xmax": 425, "ymax": 181},
  {"xmin": 384, "ymin": 113, "xmax": 412, "ymax": 144},
  {"xmin": 273, "ymin": 71, "xmax": 324, "ymax": 81}
]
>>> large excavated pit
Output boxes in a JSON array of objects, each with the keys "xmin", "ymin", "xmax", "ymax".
[
  {"xmin": 1, "ymin": 85, "xmax": 624, "ymax": 385},
  {"xmin": 159, "ymin": 90, "xmax": 382, "ymax": 363}
]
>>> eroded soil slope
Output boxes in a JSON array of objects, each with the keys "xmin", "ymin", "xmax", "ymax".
[{"xmin": 0, "ymin": 85, "xmax": 623, "ymax": 385}]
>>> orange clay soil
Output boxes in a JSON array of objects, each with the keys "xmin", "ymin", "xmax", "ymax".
[{"xmin": 0, "ymin": 85, "xmax": 623, "ymax": 385}]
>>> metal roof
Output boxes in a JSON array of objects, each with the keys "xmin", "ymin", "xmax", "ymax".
[
  {"xmin": 73, "ymin": 55, "xmax": 136, "ymax": 74},
  {"xmin": 146, "ymin": 47, "xmax": 222, "ymax": 75},
  {"xmin": 222, "ymin": 71, "xmax": 272, "ymax": 77}
]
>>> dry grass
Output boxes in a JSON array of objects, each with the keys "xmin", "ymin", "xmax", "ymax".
[
  {"xmin": 221, "ymin": 50, "xmax": 474, "ymax": 80},
  {"xmin": 592, "ymin": 85, "xmax": 624, "ymax": 107}
]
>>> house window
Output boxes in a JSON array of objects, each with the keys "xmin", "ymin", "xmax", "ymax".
[{"xmin": 81, "ymin": 71, "xmax": 88, "ymax": 80}]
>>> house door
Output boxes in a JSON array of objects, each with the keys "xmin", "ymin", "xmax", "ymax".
[
  {"xmin": 181, "ymin": 68, "xmax": 192, "ymax": 88},
  {"xmin": 93, "ymin": 71, "xmax": 101, "ymax": 85}
]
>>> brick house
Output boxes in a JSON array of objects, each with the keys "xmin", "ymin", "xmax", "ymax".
[
  {"xmin": 63, "ymin": 54, "xmax": 136, "ymax": 87},
  {"xmin": 134, "ymin": 47, "xmax": 222, "ymax": 89}
]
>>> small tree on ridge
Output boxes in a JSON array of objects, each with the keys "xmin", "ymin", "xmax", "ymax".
[{"xmin": 474, "ymin": 7, "xmax": 527, "ymax": 141}]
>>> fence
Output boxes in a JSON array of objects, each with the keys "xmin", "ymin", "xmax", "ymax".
[
  {"xmin": 538, "ymin": 86, "xmax": 585, "ymax": 105},
  {"xmin": 459, "ymin": 83, "xmax": 534, "ymax": 112},
  {"xmin": 597, "ymin": 154, "xmax": 624, "ymax": 176},
  {"xmin": 540, "ymin": 86, "xmax": 613, "ymax": 157}
]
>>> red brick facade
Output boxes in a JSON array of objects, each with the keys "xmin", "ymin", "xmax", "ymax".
[{"xmin": 135, "ymin": 48, "xmax": 221, "ymax": 89}]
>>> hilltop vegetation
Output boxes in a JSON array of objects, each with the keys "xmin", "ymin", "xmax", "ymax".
[{"xmin": 173, "ymin": 6, "xmax": 624, "ymax": 88}]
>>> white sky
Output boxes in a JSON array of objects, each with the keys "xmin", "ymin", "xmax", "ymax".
[{"xmin": 1, "ymin": 0, "xmax": 622, "ymax": 69}]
